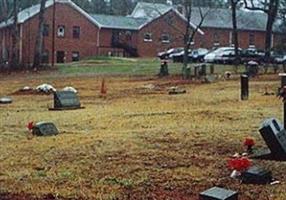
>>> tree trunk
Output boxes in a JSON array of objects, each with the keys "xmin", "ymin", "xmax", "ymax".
[
  {"xmin": 264, "ymin": 0, "xmax": 279, "ymax": 73},
  {"xmin": 0, "ymin": 0, "xmax": 8, "ymax": 21},
  {"xmin": 231, "ymin": 0, "xmax": 239, "ymax": 73},
  {"xmin": 10, "ymin": 0, "xmax": 19, "ymax": 70},
  {"xmin": 33, "ymin": 0, "xmax": 47, "ymax": 69}
]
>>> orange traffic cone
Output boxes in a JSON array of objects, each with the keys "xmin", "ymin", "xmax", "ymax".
[{"xmin": 100, "ymin": 78, "xmax": 107, "ymax": 96}]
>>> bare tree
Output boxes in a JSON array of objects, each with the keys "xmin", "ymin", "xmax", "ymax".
[
  {"xmin": 230, "ymin": 0, "xmax": 242, "ymax": 72},
  {"xmin": 0, "ymin": 0, "xmax": 8, "ymax": 22},
  {"xmin": 33, "ymin": 0, "xmax": 47, "ymax": 69},
  {"xmin": 149, "ymin": 0, "xmax": 209, "ymax": 78},
  {"xmin": 244, "ymin": 0, "xmax": 280, "ymax": 69},
  {"xmin": 10, "ymin": 0, "xmax": 19, "ymax": 70},
  {"xmin": 181, "ymin": 1, "xmax": 209, "ymax": 79}
]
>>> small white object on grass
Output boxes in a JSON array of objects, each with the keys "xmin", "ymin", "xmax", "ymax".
[
  {"xmin": 36, "ymin": 84, "xmax": 56, "ymax": 93},
  {"xmin": 63, "ymin": 87, "xmax": 77, "ymax": 93}
]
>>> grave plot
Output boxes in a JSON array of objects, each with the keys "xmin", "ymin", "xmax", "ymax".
[{"xmin": 49, "ymin": 91, "xmax": 84, "ymax": 110}]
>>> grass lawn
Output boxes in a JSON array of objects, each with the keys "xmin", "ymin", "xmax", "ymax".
[
  {"xmin": 0, "ymin": 57, "xmax": 286, "ymax": 199},
  {"xmin": 57, "ymin": 56, "xmax": 245, "ymax": 76}
]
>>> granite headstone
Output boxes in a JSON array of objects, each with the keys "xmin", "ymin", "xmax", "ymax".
[{"xmin": 32, "ymin": 122, "xmax": 59, "ymax": 136}]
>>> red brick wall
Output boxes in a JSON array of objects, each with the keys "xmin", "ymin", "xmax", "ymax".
[
  {"xmin": 0, "ymin": 2, "xmax": 100, "ymax": 65},
  {"xmin": 22, "ymin": 2, "xmax": 99, "ymax": 64},
  {"xmin": 193, "ymin": 27, "xmax": 269, "ymax": 50},
  {"xmin": 137, "ymin": 10, "xmax": 186, "ymax": 57}
]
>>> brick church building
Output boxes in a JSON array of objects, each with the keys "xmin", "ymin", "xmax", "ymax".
[{"xmin": 0, "ymin": 0, "xmax": 283, "ymax": 65}]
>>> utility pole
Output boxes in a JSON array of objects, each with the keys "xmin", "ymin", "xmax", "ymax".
[{"xmin": 51, "ymin": 0, "xmax": 56, "ymax": 67}]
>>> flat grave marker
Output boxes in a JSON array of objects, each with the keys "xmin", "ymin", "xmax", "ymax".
[
  {"xmin": 199, "ymin": 187, "xmax": 238, "ymax": 200},
  {"xmin": 241, "ymin": 166, "xmax": 272, "ymax": 184}
]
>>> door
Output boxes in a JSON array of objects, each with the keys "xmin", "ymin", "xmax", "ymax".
[{"xmin": 56, "ymin": 51, "xmax": 65, "ymax": 63}]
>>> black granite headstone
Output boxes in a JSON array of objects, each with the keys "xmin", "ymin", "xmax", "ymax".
[
  {"xmin": 32, "ymin": 122, "xmax": 59, "ymax": 136},
  {"xmin": 52, "ymin": 91, "xmax": 81, "ymax": 110},
  {"xmin": 199, "ymin": 187, "xmax": 238, "ymax": 200},
  {"xmin": 241, "ymin": 166, "xmax": 272, "ymax": 184},
  {"xmin": 259, "ymin": 118, "xmax": 286, "ymax": 155}
]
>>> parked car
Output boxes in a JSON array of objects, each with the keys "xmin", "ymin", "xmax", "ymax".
[
  {"xmin": 204, "ymin": 47, "xmax": 235, "ymax": 63},
  {"xmin": 214, "ymin": 48, "xmax": 243, "ymax": 64},
  {"xmin": 274, "ymin": 55, "xmax": 286, "ymax": 64},
  {"xmin": 240, "ymin": 48, "xmax": 263, "ymax": 64},
  {"xmin": 157, "ymin": 47, "xmax": 184, "ymax": 59},
  {"xmin": 172, "ymin": 49, "xmax": 191, "ymax": 63},
  {"xmin": 172, "ymin": 48, "xmax": 209, "ymax": 63},
  {"xmin": 190, "ymin": 48, "xmax": 209, "ymax": 62}
]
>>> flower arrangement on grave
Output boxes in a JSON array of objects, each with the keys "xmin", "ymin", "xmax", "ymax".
[
  {"xmin": 228, "ymin": 157, "xmax": 251, "ymax": 178},
  {"xmin": 26, "ymin": 121, "xmax": 34, "ymax": 139},
  {"xmin": 243, "ymin": 138, "xmax": 255, "ymax": 154},
  {"xmin": 27, "ymin": 121, "xmax": 34, "ymax": 131}
]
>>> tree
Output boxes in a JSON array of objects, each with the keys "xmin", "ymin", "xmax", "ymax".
[
  {"xmin": 0, "ymin": 0, "xmax": 8, "ymax": 22},
  {"xmin": 244, "ymin": 0, "xmax": 280, "ymax": 69},
  {"xmin": 230, "ymin": 0, "xmax": 242, "ymax": 72},
  {"xmin": 10, "ymin": 0, "xmax": 19, "ymax": 70},
  {"xmin": 181, "ymin": 0, "xmax": 209, "ymax": 79},
  {"xmin": 32, "ymin": 0, "xmax": 47, "ymax": 69}
]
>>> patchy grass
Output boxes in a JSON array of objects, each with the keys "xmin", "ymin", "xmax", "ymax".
[
  {"xmin": 57, "ymin": 56, "xmax": 250, "ymax": 76},
  {"xmin": 0, "ymin": 69, "xmax": 285, "ymax": 199}
]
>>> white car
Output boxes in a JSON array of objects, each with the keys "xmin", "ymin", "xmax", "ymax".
[{"xmin": 204, "ymin": 47, "xmax": 237, "ymax": 63}]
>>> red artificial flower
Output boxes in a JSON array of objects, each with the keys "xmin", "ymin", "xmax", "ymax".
[
  {"xmin": 244, "ymin": 138, "xmax": 255, "ymax": 147},
  {"xmin": 228, "ymin": 157, "xmax": 251, "ymax": 172},
  {"xmin": 27, "ymin": 121, "xmax": 34, "ymax": 131}
]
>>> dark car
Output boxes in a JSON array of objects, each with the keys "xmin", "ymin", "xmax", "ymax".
[
  {"xmin": 240, "ymin": 48, "xmax": 263, "ymax": 64},
  {"xmin": 157, "ymin": 47, "xmax": 184, "ymax": 60},
  {"xmin": 171, "ymin": 49, "xmax": 190, "ymax": 63}
]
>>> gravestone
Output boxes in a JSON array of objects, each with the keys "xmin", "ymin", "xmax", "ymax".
[
  {"xmin": 199, "ymin": 187, "xmax": 238, "ymax": 200},
  {"xmin": 0, "ymin": 97, "xmax": 13, "ymax": 104},
  {"xmin": 253, "ymin": 118, "xmax": 286, "ymax": 160},
  {"xmin": 50, "ymin": 91, "xmax": 82, "ymax": 110},
  {"xmin": 241, "ymin": 166, "xmax": 272, "ymax": 184},
  {"xmin": 241, "ymin": 74, "xmax": 249, "ymax": 100},
  {"xmin": 32, "ymin": 122, "xmax": 59, "ymax": 136}
]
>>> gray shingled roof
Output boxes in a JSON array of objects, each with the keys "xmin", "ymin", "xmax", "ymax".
[
  {"xmin": 190, "ymin": 7, "xmax": 282, "ymax": 32},
  {"xmin": 130, "ymin": 2, "xmax": 172, "ymax": 19},
  {"xmin": 130, "ymin": 2, "xmax": 203, "ymax": 34},
  {"xmin": 90, "ymin": 14, "xmax": 148, "ymax": 30},
  {"xmin": 131, "ymin": 2, "xmax": 282, "ymax": 33},
  {"xmin": 0, "ymin": 0, "xmax": 100, "ymax": 29}
]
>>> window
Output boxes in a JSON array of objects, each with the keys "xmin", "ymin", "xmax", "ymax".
[
  {"xmin": 213, "ymin": 32, "xmax": 220, "ymax": 46},
  {"xmin": 43, "ymin": 24, "xmax": 49, "ymax": 37},
  {"xmin": 57, "ymin": 25, "xmax": 65, "ymax": 37},
  {"xmin": 73, "ymin": 26, "xmax": 80, "ymax": 39},
  {"xmin": 161, "ymin": 34, "xmax": 170, "ymax": 43},
  {"xmin": 144, "ymin": 33, "xmax": 152, "ymax": 42},
  {"xmin": 41, "ymin": 50, "xmax": 49, "ymax": 63},
  {"xmin": 249, "ymin": 33, "xmax": 255, "ymax": 47},
  {"xmin": 72, "ymin": 51, "xmax": 80, "ymax": 62}
]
